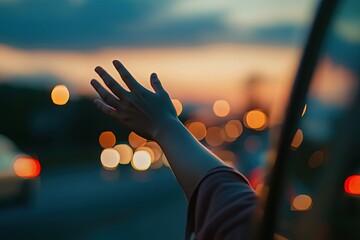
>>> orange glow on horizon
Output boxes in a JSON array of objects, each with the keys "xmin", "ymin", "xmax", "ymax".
[
  {"xmin": 0, "ymin": 44, "xmax": 299, "ymax": 123},
  {"xmin": 13, "ymin": 157, "xmax": 41, "ymax": 178}
]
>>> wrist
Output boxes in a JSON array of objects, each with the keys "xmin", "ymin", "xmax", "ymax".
[{"xmin": 153, "ymin": 116, "xmax": 182, "ymax": 143}]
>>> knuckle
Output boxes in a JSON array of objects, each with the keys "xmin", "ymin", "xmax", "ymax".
[
  {"xmin": 107, "ymin": 79, "xmax": 115, "ymax": 88},
  {"xmin": 124, "ymin": 100, "xmax": 133, "ymax": 107},
  {"xmin": 136, "ymin": 90, "xmax": 148, "ymax": 98},
  {"xmin": 103, "ymin": 93, "xmax": 110, "ymax": 102},
  {"xmin": 123, "ymin": 72, "xmax": 131, "ymax": 79},
  {"xmin": 136, "ymin": 91, "xmax": 144, "ymax": 97},
  {"xmin": 125, "ymin": 93, "xmax": 134, "ymax": 103}
]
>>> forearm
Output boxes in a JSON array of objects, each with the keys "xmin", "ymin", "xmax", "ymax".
[
  {"xmin": 90, "ymin": 61, "xmax": 225, "ymax": 199},
  {"xmin": 155, "ymin": 116, "xmax": 225, "ymax": 200}
]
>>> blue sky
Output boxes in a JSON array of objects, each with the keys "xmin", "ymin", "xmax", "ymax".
[{"xmin": 0, "ymin": 0, "xmax": 317, "ymax": 49}]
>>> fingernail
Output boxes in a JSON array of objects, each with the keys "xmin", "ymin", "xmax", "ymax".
[
  {"xmin": 151, "ymin": 73, "xmax": 157, "ymax": 79},
  {"xmin": 95, "ymin": 66, "xmax": 101, "ymax": 72},
  {"xmin": 113, "ymin": 60, "xmax": 120, "ymax": 66}
]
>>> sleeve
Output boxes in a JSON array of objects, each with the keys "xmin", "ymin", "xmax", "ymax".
[{"xmin": 185, "ymin": 166, "xmax": 257, "ymax": 240}]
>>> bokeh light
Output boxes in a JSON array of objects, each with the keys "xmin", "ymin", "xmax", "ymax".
[
  {"xmin": 224, "ymin": 120, "xmax": 243, "ymax": 140},
  {"xmin": 225, "ymin": 120, "xmax": 243, "ymax": 138},
  {"xmin": 308, "ymin": 150, "xmax": 325, "ymax": 168},
  {"xmin": 113, "ymin": 144, "xmax": 133, "ymax": 165},
  {"xmin": 213, "ymin": 150, "xmax": 236, "ymax": 167},
  {"xmin": 132, "ymin": 149, "xmax": 152, "ymax": 171},
  {"xmin": 128, "ymin": 132, "xmax": 146, "ymax": 148},
  {"xmin": 51, "ymin": 85, "xmax": 70, "ymax": 105},
  {"xmin": 213, "ymin": 100, "xmax": 230, "ymax": 117},
  {"xmin": 205, "ymin": 127, "xmax": 224, "ymax": 147},
  {"xmin": 162, "ymin": 154, "xmax": 170, "ymax": 168},
  {"xmin": 249, "ymin": 167, "xmax": 264, "ymax": 190},
  {"xmin": 13, "ymin": 157, "xmax": 41, "ymax": 178},
  {"xmin": 302, "ymin": 104, "xmax": 307, "ymax": 117},
  {"xmin": 344, "ymin": 175, "xmax": 360, "ymax": 195},
  {"xmin": 255, "ymin": 183, "xmax": 264, "ymax": 196},
  {"xmin": 244, "ymin": 135, "xmax": 261, "ymax": 153},
  {"xmin": 244, "ymin": 109, "xmax": 268, "ymax": 130},
  {"xmin": 221, "ymin": 128, "xmax": 237, "ymax": 143},
  {"xmin": 150, "ymin": 158, "xmax": 164, "ymax": 169},
  {"xmin": 136, "ymin": 146, "xmax": 155, "ymax": 163},
  {"xmin": 145, "ymin": 141, "xmax": 162, "ymax": 162},
  {"xmin": 99, "ymin": 131, "xmax": 116, "ymax": 148},
  {"xmin": 291, "ymin": 129, "xmax": 303, "ymax": 149},
  {"xmin": 171, "ymin": 99, "xmax": 183, "ymax": 116},
  {"xmin": 187, "ymin": 121, "xmax": 207, "ymax": 141},
  {"xmin": 292, "ymin": 194, "xmax": 313, "ymax": 211},
  {"xmin": 100, "ymin": 148, "xmax": 120, "ymax": 170}
]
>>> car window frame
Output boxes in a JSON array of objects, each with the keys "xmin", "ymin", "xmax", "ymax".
[{"xmin": 253, "ymin": 0, "xmax": 341, "ymax": 239}]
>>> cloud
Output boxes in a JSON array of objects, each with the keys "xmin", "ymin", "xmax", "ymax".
[
  {"xmin": 158, "ymin": 0, "xmax": 315, "ymax": 28},
  {"xmin": 0, "ymin": 0, "xmax": 315, "ymax": 49}
]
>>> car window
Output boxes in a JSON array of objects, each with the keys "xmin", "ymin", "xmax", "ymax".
[{"xmin": 274, "ymin": 0, "xmax": 360, "ymax": 239}]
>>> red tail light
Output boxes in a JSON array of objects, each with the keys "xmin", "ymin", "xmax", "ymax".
[
  {"xmin": 13, "ymin": 157, "xmax": 41, "ymax": 178},
  {"xmin": 344, "ymin": 175, "xmax": 360, "ymax": 195}
]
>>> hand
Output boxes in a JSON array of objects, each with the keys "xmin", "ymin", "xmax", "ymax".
[{"xmin": 90, "ymin": 60, "xmax": 177, "ymax": 140}]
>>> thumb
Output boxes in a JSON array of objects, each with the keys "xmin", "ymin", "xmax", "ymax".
[{"xmin": 150, "ymin": 73, "xmax": 166, "ymax": 94}]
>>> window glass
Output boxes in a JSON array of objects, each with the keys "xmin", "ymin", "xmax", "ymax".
[{"xmin": 275, "ymin": 0, "xmax": 360, "ymax": 238}]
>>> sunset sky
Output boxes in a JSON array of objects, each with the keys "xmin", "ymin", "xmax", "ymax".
[{"xmin": 0, "ymin": 0, "xmax": 319, "ymax": 120}]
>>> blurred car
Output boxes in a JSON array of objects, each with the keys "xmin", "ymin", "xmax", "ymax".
[{"xmin": 0, "ymin": 134, "xmax": 41, "ymax": 207}]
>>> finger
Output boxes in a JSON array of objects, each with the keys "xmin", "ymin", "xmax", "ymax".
[
  {"xmin": 93, "ymin": 99, "xmax": 122, "ymax": 120},
  {"xmin": 113, "ymin": 60, "xmax": 143, "ymax": 92},
  {"xmin": 90, "ymin": 79, "xmax": 120, "ymax": 109},
  {"xmin": 150, "ymin": 73, "xmax": 166, "ymax": 95},
  {"xmin": 94, "ymin": 66, "xmax": 128, "ymax": 98}
]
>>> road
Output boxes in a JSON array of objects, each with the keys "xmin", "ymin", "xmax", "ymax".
[{"xmin": 0, "ymin": 165, "xmax": 187, "ymax": 240}]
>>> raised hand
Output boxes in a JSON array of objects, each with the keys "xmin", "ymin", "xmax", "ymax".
[
  {"xmin": 90, "ymin": 60, "xmax": 177, "ymax": 140},
  {"xmin": 91, "ymin": 59, "xmax": 225, "ymax": 199}
]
